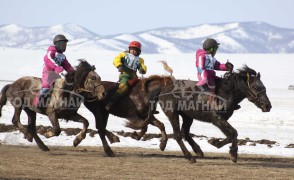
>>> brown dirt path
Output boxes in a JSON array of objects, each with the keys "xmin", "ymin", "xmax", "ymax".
[{"xmin": 0, "ymin": 145, "xmax": 293, "ymax": 179}]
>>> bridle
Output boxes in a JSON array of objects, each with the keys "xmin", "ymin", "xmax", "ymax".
[
  {"xmin": 227, "ymin": 71, "xmax": 265, "ymax": 101},
  {"xmin": 246, "ymin": 73, "xmax": 266, "ymax": 101},
  {"xmin": 75, "ymin": 71, "xmax": 103, "ymax": 98}
]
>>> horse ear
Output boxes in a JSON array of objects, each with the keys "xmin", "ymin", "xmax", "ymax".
[
  {"xmin": 257, "ymin": 72, "xmax": 260, "ymax": 79},
  {"xmin": 92, "ymin": 65, "xmax": 96, "ymax": 70}
]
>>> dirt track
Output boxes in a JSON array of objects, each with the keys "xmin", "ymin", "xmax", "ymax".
[{"xmin": 0, "ymin": 145, "xmax": 293, "ymax": 179}]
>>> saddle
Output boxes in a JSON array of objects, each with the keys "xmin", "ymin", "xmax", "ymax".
[
  {"xmin": 32, "ymin": 81, "xmax": 58, "ymax": 107},
  {"xmin": 127, "ymin": 77, "xmax": 139, "ymax": 87}
]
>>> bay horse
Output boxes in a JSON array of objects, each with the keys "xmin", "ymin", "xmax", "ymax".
[
  {"xmin": 0, "ymin": 60, "xmax": 105, "ymax": 151},
  {"xmin": 83, "ymin": 75, "xmax": 173, "ymax": 156},
  {"xmin": 130, "ymin": 65, "xmax": 272, "ymax": 163}
]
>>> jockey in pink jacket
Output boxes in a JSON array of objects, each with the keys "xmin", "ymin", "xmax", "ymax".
[
  {"xmin": 41, "ymin": 34, "xmax": 74, "ymax": 95},
  {"xmin": 195, "ymin": 38, "xmax": 233, "ymax": 108}
]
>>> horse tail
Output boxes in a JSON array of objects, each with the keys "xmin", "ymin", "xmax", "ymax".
[
  {"xmin": 126, "ymin": 88, "xmax": 161, "ymax": 130},
  {"xmin": 0, "ymin": 84, "xmax": 11, "ymax": 117}
]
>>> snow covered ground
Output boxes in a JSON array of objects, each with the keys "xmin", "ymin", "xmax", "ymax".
[{"xmin": 0, "ymin": 48, "xmax": 293, "ymax": 157}]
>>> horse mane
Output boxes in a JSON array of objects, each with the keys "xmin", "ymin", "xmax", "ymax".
[
  {"xmin": 217, "ymin": 65, "xmax": 257, "ymax": 93},
  {"xmin": 236, "ymin": 65, "xmax": 257, "ymax": 77},
  {"xmin": 61, "ymin": 59, "xmax": 95, "ymax": 98}
]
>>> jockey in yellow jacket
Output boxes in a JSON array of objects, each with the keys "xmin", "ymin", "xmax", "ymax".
[{"xmin": 105, "ymin": 41, "xmax": 147, "ymax": 111}]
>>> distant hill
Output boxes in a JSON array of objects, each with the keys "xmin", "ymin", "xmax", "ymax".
[{"xmin": 0, "ymin": 22, "xmax": 293, "ymax": 53}]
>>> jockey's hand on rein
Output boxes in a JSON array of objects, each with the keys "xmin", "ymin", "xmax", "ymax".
[
  {"xmin": 117, "ymin": 65, "xmax": 123, "ymax": 72},
  {"xmin": 54, "ymin": 66, "xmax": 64, "ymax": 74},
  {"xmin": 225, "ymin": 62, "xmax": 234, "ymax": 70},
  {"xmin": 139, "ymin": 69, "xmax": 146, "ymax": 74}
]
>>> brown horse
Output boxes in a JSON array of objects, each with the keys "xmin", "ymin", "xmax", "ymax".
[
  {"xmin": 0, "ymin": 60, "xmax": 105, "ymax": 151},
  {"xmin": 83, "ymin": 75, "xmax": 173, "ymax": 156},
  {"xmin": 131, "ymin": 65, "xmax": 272, "ymax": 163}
]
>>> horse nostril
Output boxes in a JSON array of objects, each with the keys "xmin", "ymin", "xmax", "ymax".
[
  {"xmin": 264, "ymin": 104, "xmax": 271, "ymax": 112},
  {"xmin": 102, "ymin": 92, "xmax": 106, "ymax": 97}
]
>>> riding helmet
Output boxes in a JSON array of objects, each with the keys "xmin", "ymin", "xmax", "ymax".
[
  {"xmin": 53, "ymin": 34, "xmax": 68, "ymax": 45},
  {"xmin": 129, "ymin": 41, "xmax": 142, "ymax": 50},
  {"xmin": 203, "ymin": 38, "xmax": 220, "ymax": 51},
  {"xmin": 53, "ymin": 34, "xmax": 68, "ymax": 53}
]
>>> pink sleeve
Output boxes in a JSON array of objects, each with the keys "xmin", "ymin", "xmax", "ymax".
[
  {"xmin": 196, "ymin": 54, "xmax": 205, "ymax": 69},
  {"xmin": 61, "ymin": 59, "xmax": 74, "ymax": 72},
  {"xmin": 44, "ymin": 50, "xmax": 57, "ymax": 70},
  {"xmin": 214, "ymin": 60, "xmax": 228, "ymax": 71}
]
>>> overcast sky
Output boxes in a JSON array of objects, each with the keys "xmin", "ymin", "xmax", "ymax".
[{"xmin": 1, "ymin": 0, "xmax": 293, "ymax": 35}]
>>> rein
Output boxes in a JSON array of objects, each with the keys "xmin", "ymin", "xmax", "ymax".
[
  {"xmin": 246, "ymin": 73, "xmax": 266, "ymax": 100},
  {"xmin": 76, "ymin": 84, "xmax": 103, "ymax": 94}
]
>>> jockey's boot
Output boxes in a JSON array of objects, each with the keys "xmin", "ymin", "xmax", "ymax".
[
  {"xmin": 105, "ymin": 92, "xmax": 122, "ymax": 111},
  {"xmin": 33, "ymin": 88, "xmax": 50, "ymax": 107}
]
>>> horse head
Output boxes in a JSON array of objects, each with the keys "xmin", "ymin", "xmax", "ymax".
[
  {"xmin": 236, "ymin": 65, "xmax": 272, "ymax": 112},
  {"xmin": 63, "ymin": 59, "xmax": 106, "ymax": 101}
]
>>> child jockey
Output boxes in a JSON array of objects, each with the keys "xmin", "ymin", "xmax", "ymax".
[
  {"xmin": 196, "ymin": 38, "xmax": 234, "ymax": 109},
  {"xmin": 34, "ymin": 34, "xmax": 74, "ymax": 106},
  {"xmin": 105, "ymin": 41, "xmax": 147, "ymax": 111}
]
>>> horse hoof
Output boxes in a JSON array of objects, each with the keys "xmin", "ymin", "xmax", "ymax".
[
  {"xmin": 208, "ymin": 138, "xmax": 221, "ymax": 148},
  {"xmin": 106, "ymin": 150, "xmax": 115, "ymax": 157},
  {"xmin": 73, "ymin": 138, "xmax": 81, "ymax": 147},
  {"xmin": 41, "ymin": 146, "xmax": 50, "ymax": 151},
  {"xmin": 196, "ymin": 151, "xmax": 204, "ymax": 158},
  {"xmin": 189, "ymin": 158, "xmax": 197, "ymax": 164},
  {"xmin": 159, "ymin": 141, "xmax": 167, "ymax": 151},
  {"xmin": 44, "ymin": 131, "xmax": 54, "ymax": 138},
  {"xmin": 24, "ymin": 134, "xmax": 33, "ymax": 142},
  {"xmin": 111, "ymin": 136, "xmax": 120, "ymax": 143},
  {"xmin": 230, "ymin": 155, "xmax": 238, "ymax": 163}
]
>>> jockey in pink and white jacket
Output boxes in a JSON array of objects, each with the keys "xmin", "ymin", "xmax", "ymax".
[
  {"xmin": 195, "ymin": 38, "xmax": 233, "ymax": 90},
  {"xmin": 41, "ymin": 34, "xmax": 74, "ymax": 95}
]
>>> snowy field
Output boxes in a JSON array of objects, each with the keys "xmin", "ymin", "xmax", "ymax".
[{"xmin": 0, "ymin": 48, "xmax": 293, "ymax": 157}]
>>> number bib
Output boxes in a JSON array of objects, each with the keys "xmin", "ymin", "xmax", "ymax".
[
  {"xmin": 54, "ymin": 53, "xmax": 66, "ymax": 66},
  {"xmin": 123, "ymin": 53, "xmax": 140, "ymax": 71},
  {"xmin": 204, "ymin": 54, "xmax": 217, "ymax": 70}
]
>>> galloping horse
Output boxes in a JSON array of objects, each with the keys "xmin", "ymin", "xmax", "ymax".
[
  {"xmin": 131, "ymin": 65, "xmax": 272, "ymax": 163},
  {"xmin": 0, "ymin": 60, "xmax": 105, "ymax": 151},
  {"xmin": 83, "ymin": 75, "xmax": 173, "ymax": 156}
]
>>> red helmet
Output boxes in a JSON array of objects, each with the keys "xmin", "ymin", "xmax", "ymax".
[{"xmin": 129, "ymin": 41, "xmax": 142, "ymax": 50}]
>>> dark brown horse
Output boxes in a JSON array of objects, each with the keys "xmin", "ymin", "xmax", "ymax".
[
  {"xmin": 131, "ymin": 65, "xmax": 272, "ymax": 163},
  {"xmin": 0, "ymin": 60, "xmax": 106, "ymax": 151},
  {"xmin": 83, "ymin": 75, "xmax": 173, "ymax": 156}
]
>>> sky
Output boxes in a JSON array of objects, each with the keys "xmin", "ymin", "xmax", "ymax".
[{"xmin": 0, "ymin": 0, "xmax": 294, "ymax": 35}]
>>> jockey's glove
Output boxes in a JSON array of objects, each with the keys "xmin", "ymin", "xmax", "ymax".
[
  {"xmin": 139, "ymin": 69, "xmax": 146, "ymax": 74},
  {"xmin": 117, "ymin": 65, "xmax": 123, "ymax": 72},
  {"xmin": 225, "ymin": 62, "xmax": 234, "ymax": 70},
  {"xmin": 54, "ymin": 66, "xmax": 64, "ymax": 74}
]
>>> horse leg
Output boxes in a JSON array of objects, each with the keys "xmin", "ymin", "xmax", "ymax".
[
  {"xmin": 208, "ymin": 119, "xmax": 238, "ymax": 162},
  {"xmin": 11, "ymin": 106, "xmax": 33, "ymax": 142},
  {"xmin": 83, "ymin": 101, "xmax": 114, "ymax": 156},
  {"xmin": 128, "ymin": 125, "xmax": 147, "ymax": 140},
  {"xmin": 44, "ymin": 113, "xmax": 61, "ymax": 138},
  {"xmin": 105, "ymin": 130, "xmax": 120, "ymax": 143},
  {"xmin": 97, "ymin": 122, "xmax": 115, "ymax": 157},
  {"xmin": 69, "ymin": 113, "xmax": 89, "ymax": 147},
  {"xmin": 166, "ymin": 112, "xmax": 196, "ymax": 163},
  {"xmin": 23, "ymin": 108, "xmax": 50, "ymax": 151},
  {"xmin": 149, "ymin": 116, "xmax": 168, "ymax": 151},
  {"xmin": 181, "ymin": 114, "xmax": 204, "ymax": 157}
]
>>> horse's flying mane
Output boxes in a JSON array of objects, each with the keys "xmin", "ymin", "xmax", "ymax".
[
  {"xmin": 237, "ymin": 65, "xmax": 257, "ymax": 76},
  {"xmin": 61, "ymin": 59, "xmax": 95, "ymax": 97}
]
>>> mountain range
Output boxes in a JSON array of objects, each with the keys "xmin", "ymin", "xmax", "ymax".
[{"xmin": 0, "ymin": 22, "xmax": 293, "ymax": 53}]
